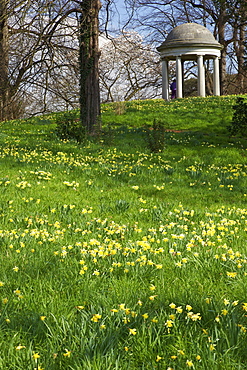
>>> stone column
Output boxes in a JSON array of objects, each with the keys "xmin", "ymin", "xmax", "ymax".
[
  {"xmin": 176, "ymin": 56, "xmax": 183, "ymax": 98},
  {"xmin": 162, "ymin": 59, "xmax": 169, "ymax": 100},
  {"xmin": 213, "ymin": 56, "xmax": 220, "ymax": 96},
  {"xmin": 182, "ymin": 60, "xmax": 185, "ymax": 97},
  {"xmin": 197, "ymin": 55, "xmax": 205, "ymax": 97}
]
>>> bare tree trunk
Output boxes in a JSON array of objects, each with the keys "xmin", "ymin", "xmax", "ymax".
[
  {"xmin": 205, "ymin": 60, "xmax": 213, "ymax": 95},
  {"xmin": 236, "ymin": 2, "xmax": 247, "ymax": 93},
  {"xmin": 236, "ymin": 24, "xmax": 245, "ymax": 92},
  {"xmin": 0, "ymin": 0, "xmax": 9, "ymax": 120},
  {"xmin": 79, "ymin": 0, "xmax": 101, "ymax": 134},
  {"xmin": 218, "ymin": 3, "xmax": 227, "ymax": 95}
]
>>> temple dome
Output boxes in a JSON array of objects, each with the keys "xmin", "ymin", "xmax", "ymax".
[
  {"xmin": 157, "ymin": 23, "xmax": 222, "ymax": 100},
  {"xmin": 158, "ymin": 23, "xmax": 222, "ymax": 49}
]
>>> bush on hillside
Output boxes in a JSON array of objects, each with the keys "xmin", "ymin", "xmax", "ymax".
[
  {"xmin": 55, "ymin": 112, "xmax": 85, "ymax": 142},
  {"xmin": 144, "ymin": 119, "xmax": 165, "ymax": 153},
  {"xmin": 227, "ymin": 97, "xmax": 247, "ymax": 137}
]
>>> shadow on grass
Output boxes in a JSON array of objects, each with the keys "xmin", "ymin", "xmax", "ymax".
[{"xmin": 2, "ymin": 310, "xmax": 48, "ymax": 340}]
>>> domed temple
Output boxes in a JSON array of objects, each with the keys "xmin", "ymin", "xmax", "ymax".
[{"xmin": 157, "ymin": 23, "xmax": 223, "ymax": 100}]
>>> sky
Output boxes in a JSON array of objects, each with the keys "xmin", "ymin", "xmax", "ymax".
[{"xmin": 101, "ymin": 0, "xmax": 130, "ymax": 33}]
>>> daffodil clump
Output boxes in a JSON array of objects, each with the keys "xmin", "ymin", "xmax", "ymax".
[{"xmin": 0, "ymin": 96, "xmax": 247, "ymax": 369}]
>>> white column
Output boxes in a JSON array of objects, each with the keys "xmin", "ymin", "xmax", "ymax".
[
  {"xmin": 162, "ymin": 59, "xmax": 169, "ymax": 100},
  {"xmin": 197, "ymin": 55, "xmax": 206, "ymax": 97},
  {"xmin": 213, "ymin": 56, "xmax": 220, "ymax": 96},
  {"xmin": 176, "ymin": 56, "xmax": 183, "ymax": 98}
]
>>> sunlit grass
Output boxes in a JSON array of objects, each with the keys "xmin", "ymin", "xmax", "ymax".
[
  {"xmin": 101, "ymin": 95, "xmax": 235, "ymax": 132},
  {"xmin": 0, "ymin": 95, "xmax": 247, "ymax": 369}
]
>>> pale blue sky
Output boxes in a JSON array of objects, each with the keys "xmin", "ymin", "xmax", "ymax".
[{"xmin": 101, "ymin": 0, "xmax": 130, "ymax": 32}]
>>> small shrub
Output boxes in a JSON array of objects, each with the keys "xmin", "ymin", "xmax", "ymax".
[
  {"xmin": 55, "ymin": 112, "xmax": 85, "ymax": 142},
  {"xmin": 144, "ymin": 119, "xmax": 165, "ymax": 153},
  {"xmin": 227, "ymin": 97, "xmax": 247, "ymax": 137}
]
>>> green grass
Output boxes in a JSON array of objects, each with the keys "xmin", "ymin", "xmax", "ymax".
[
  {"xmin": 101, "ymin": 95, "xmax": 235, "ymax": 131},
  {"xmin": 0, "ymin": 95, "xmax": 247, "ymax": 369}
]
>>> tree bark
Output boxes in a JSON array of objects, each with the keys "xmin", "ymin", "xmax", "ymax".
[
  {"xmin": 0, "ymin": 0, "xmax": 9, "ymax": 120},
  {"xmin": 217, "ymin": 2, "xmax": 227, "ymax": 95},
  {"xmin": 235, "ymin": 2, "xmax": 247, "ymax": 92},
  {"xmin": 79, "ymin": 0, "xmax": 101, "ymax": 134}
]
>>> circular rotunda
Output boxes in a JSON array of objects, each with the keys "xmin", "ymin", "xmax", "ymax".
[{"xmin": 157, "ymin": 23, "xmax": 223, "ymax": 100}]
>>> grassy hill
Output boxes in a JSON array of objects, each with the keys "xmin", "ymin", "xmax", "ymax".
[
  {"xmin": 101, "ymin": 96, "xmax": 234, "ymax": 132},
  {"xmin": 0, "ymin": 95, "xmax": 247, "ymax": 369}
]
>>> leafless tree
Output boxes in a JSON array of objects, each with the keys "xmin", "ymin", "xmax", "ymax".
[
  {"xmin": 0, "ymin": 0, "xmax": 101, "ymax": 132},
  {"xmin": 99, "ymin": 31, "xmax": 163, "ymax": 102}
]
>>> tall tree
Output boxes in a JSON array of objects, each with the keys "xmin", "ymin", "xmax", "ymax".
[
  {"xmin": 0, "ymin": 0, "xmax": 76, "ymax": 120},
  {"xmin": 0, "ymin": 0, "xmax": 9, "ymax": 120},
  {"xmin": 78, "ymin": 0, "xmax": 101, "ymax": 134},
  {"xmin": 231, "ymin": 0, "xmax": 247, "ymax": 92},
  {"xmin": 99, "ymin": 31, "xmax": 162, "ymax": 102}
]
